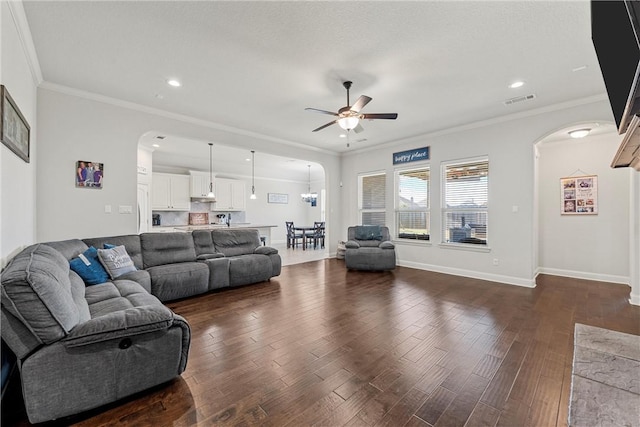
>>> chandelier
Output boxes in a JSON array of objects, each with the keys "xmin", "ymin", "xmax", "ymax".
[{"xmin": 301, "ymin": 164, "xmax": 317, "ymax": 203}]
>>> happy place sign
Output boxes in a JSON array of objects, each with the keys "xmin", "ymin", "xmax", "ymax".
[{"xmin": 393, "ymin": 146, "xmax": 430, "ymax": 165}]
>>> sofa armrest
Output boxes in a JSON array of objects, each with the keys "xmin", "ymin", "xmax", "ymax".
[
  {"xmin": 254, "ymin": 246, "xmax": 278, "ymax": 255},
  {"xmin": 379, "ymin": 241, "xmax": 395, "ymax": 249},
  {"xmin": 63, "ymin": 305, "xmax": 175, "ymax": 347},
  {"xmin": 345, "ymin": 240, "xmax": 360, "ymax": 249},
  {"xmin": 196, "ymin": 253, "xmax": 225, "ymax": 260}
]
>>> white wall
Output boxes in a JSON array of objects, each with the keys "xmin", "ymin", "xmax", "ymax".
[
  {"xmin": 0, "ymin": 1, "xmax": 38, "ymax": 267},
  {"xmin": 538, "ymin": 131, "xmax": 630, "ymax": 283},
  {"xmin": 34, "ymin": 86, "xmax": 341, "ymax": 249},
  {"xmin": 341, "ymin": 98, "xmax": 616, "ymax": 287}
]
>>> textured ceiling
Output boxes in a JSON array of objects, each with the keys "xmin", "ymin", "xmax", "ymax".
[{"xmin": 23, "ymin": 0, "xmax": 607, "ymax": 163}]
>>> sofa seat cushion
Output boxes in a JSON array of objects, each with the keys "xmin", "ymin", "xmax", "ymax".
[
  {"xmin": 146, "ymin": 262, "xmax": 209, "ymax": 302},
  {"xmin": 84, "ymin": 280, "xmax": 160, "ymax": 319},
  {"xmin": 228, "ymin": 254, "xmax": 272, "ymax": 287},
  {"xmin": 1, "ymin": 244, "xmax": 83, "ymax": 344}
]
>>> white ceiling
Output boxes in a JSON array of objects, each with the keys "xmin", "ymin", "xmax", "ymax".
[{"xmin": 23, "ymin": 0, "xmax": 608, "ymax": 164}]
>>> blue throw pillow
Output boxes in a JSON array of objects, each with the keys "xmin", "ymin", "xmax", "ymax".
[
  {"xmin": 355, "ymin": 225, "xmax": 383, "ymax": 241},
  {"xmin": 69, "ymin": 246, "xmax": 110, "ymax": 285},
  {"xmin": 103, "ymin": 243, "xmax": 116, "ymax": 249}
]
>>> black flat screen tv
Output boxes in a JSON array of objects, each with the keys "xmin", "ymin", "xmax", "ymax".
[{"xmin": 591, "ymin": 0, "xmax": 640, "ymax": 134}]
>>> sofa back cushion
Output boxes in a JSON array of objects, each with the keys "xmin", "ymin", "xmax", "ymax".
[
  {"xmin": 0, "ymin": 244, "xmax": 82, "ymax": 344},
  {"xmin": 140, "ymin": 232, "xmax": 197, "ymax": 268},
  {"xmin": 348, "ymin": 226, "xmax": 391, "ymax": 243},
  {"xmin": 83, "ymin": 235, "xmax": 143, "ymax": 270},
  {"xmin": 211, "ymin": 229, "xmax": 260, "ymax": 257},
  {"xmin": 43, "ymin": 239, "xmax": 89, "ymax": 260},
  {"xmin": 192, "ymin": 230, "xmax": 216, "ymax": 255}
]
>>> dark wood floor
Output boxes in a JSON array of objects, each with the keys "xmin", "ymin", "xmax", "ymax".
[{"xmin": 3, "ymin": 259, "xmax": 640, "ymax": 426}]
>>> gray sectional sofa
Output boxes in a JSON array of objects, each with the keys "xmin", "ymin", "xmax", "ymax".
[{"xmin": 0, "ymin": 228, "xmax": 281, "ymax": 423}]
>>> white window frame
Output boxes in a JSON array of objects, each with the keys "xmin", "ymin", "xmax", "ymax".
[
  {"xmin": 358, "ymin": 171, "xmax": 386, "ymax": 226},
  {"xmin": 395, "ymin": 165, "xmax": 430, "ymax": 241},
  {"xmin": 441, "ymin": 156, "xmax": 489, "ymax": 249}
]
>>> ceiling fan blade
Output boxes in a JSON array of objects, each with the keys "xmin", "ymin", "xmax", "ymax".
[
  {"xmin": 305, "ymin": 107, "xmax": 339, "ymax": 116},
  {"xmin": 361, "ymin": 113, "xmax": 398, "ymax": 120},
  {"xmin": 353, "ymin": 123, "xmax": 365, "ymax": 134},
  {"xmin": 350, "ymin": 95, "xmax": 372, "ymax": 113},
  {"xmin": 312, "ymin": 120, "xmax": 337, "ymax": 132}
]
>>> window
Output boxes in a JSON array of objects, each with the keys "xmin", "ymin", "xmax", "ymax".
[
  {"xmin": 442, "ymin": 158, "xmax": 488, "ymax": 245},
  {"xmin": 396, "ymin": 167, "xmax": 430, "ymax": 240},
  {"xmin": 359, "ymin": 172, "xmax": 386, "ymax": 225}
]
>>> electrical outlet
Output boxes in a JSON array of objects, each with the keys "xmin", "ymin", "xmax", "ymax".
[
  {"xmin": 104, "ymin": 205, "xmax": 112, "ymax": 214},
  {"xmin": 493, "ymin": 258, "xmax": 499, "ymax": 266}
]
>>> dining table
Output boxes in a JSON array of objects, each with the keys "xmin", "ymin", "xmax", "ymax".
[{"xmin": 293, "ymin": 225, "xmax": 316, "ymax": 250}]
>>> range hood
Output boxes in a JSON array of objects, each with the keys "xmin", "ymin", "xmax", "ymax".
[
  {"xmin": 611, "ymin": 114, "xmax": 640, "ymax": 170},
  {"xmin": 191, "ymin": 195, "xmax": 216, "ymax": 202}
]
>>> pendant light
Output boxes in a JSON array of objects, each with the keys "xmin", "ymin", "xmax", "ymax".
[
  {"xmin": 301, "ymin": 164, "xmax": 317, "ymax": 203},
  {"xmin": 206, "ymin": 143, "xmax": 215, "ymax": 198},
  {"xmin": 250, "ymin": 150, "xmax": 257, "ymax": 200}
]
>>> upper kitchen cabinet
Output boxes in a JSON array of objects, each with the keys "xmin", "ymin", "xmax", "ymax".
[
  {"xmin": 190, "ymin": 171, "xmax": 215, "ymax": 198},
  {"xmin": 211, "ymin": 177, "xmax": 245, "ymax": 211},
  {"xmin": 152, "ymin": 173, "xmax": 190, "ymax": 211}
]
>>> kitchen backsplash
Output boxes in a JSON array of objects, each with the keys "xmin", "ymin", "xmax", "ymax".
[{"xmin": 153, "ymin": 202, "xmax": 246, "ymax": 226}]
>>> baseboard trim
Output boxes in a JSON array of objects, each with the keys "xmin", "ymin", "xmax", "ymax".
[
  {"xmin": 629, "ymin": 292, "xmax": 640, "ymax": 306},
  {"xmin": 537, "ymin": 267, "xmax": 629, "ymax": 285},
  {"xmin": 397, "ymin": 261, "xmax": 536, "ymax": 288}
]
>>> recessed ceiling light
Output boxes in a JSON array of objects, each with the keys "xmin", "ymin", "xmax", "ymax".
[
  {"xmin": 509, "ymin": 81, "xmax": 525, "ymax": 89},
  {"xmin": 167, "ymin": 79, "xmax": 181, "ymax": 87},
  {"xmin": 569, "ymin": 128, "xmax": 591, "ymax": 138},
  {"xmin": 152, "ymin": 144, "xmax": 160, "ymax": 148},
  {"xmin": 339, "ymin": 134, "xmax": 347, "ymax": 138},
  {"xmin": 245, "ymin": 158, "xmax": 251, "ymax": 162}
]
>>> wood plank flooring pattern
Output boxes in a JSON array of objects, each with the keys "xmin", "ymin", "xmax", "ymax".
[{"xmin": 4, "ymin": 260, "xmax": 640, "ymax": 427}]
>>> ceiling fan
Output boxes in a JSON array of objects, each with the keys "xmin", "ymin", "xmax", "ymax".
[{"xmin": 305, "ymin": 81, "xmax": 398, "ymax": 133}]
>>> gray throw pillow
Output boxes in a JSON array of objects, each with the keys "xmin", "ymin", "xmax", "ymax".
[{"xmin": 97, "ymin": 245, "xmax": 137, "ymax": 279}]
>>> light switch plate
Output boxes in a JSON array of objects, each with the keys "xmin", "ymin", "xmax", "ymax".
[
  {"xmin": 119, "ymin": 205, "xmax": 133, "ymax": 214},
  {"xmin": 104, "ymin": 205, "xmax": 112, "ymax": 214}
]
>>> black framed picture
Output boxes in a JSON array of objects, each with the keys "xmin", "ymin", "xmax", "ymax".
[{"xmin": 1, "ymin": 85, "xmax": 30, "ymax": 163}]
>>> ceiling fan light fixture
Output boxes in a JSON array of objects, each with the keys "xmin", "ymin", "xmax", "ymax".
[{"xmin": 338, "ymin": 116, "xmax": 359, "ymax": 130}]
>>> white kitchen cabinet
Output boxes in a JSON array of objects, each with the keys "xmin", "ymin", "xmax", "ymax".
[
  {"xmin": 190, "ymin": 171, "xmax": 215, "ymax": 198},
  {"xmin": 211, "ymin": 177, "xmax": 246, "ymax": 211},
  {"xmin": 152, "ymin": 173, "xmax": 190, "ymax": 211}
]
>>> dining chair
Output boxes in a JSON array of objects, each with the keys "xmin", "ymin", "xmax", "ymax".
[
  {"xmin": 312, "ymin": 221, "xmax": 325, "ymax": 249},
  {"xmin": 285, "ymin": 221, "xmax": 303, "ymax": 249}
]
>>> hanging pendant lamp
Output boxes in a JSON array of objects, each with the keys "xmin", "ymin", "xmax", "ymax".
[
  {"xmin": 206, "ymin": 143, "xmax": 215, "ymax": 198},
  {"xmin": 250, "ymin": 150, "xmax": 257, "ymax": 200}
]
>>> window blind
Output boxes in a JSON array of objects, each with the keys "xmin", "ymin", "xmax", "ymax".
[
  {"xmin": 360, "ymin": 173, "xmax": 386, "ymax": 225},
  {"xmin": 442, "ymin": 159, "xmax": 488, "ymax": 244}
]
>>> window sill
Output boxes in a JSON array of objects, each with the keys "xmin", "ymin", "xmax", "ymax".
[
  {"xmin": 438, "ymin": 243, "xmax": 491, "ymax": 253},
  {"xmin": 393, "ymin": 239, "xmax": 432, "ymax": 247}
]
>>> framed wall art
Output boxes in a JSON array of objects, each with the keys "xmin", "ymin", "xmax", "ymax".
[
  {"xmin": 1, "ymin": 85, "xmax": 30, "ymax": 163},
  {"xmin": 267, "ymin": 193, "xmax": 288, "ymax": 204},
  {"xmin": 76, "ymin": 161, "xmax": 104, "ymax": 188},
  {"xmin": 561, "ymin": 175, "xmax": 598, "ymax": 215}
]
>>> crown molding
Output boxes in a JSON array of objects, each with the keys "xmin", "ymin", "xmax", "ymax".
[
  {"xmin": 38, "ymin": 81, "xmax": 338, "ymax": 157},
  {"xmin": 6, "ymin": 0, "xmax": 43, "ymax": 86},
  {"xmin": 343, "ymin": 93, "xmax": 610, "ymax": 158}
]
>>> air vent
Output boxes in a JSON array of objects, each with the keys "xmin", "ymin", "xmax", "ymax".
[
  {"xmin": 155, "ymin": 135, "xmax": 166, "ymax": 140},
  {"xmin": 503, "ymin": 94, "xmax": 536, "ymax": 106}
]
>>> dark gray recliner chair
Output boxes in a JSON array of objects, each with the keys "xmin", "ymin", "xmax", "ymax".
[
  {"xmin": 0, "ymin": 242, "xmax": 190, "ymax": 423},
  {"xmin": 345, "ymin": 225, "xmax": 396, "ymax": 271}
]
